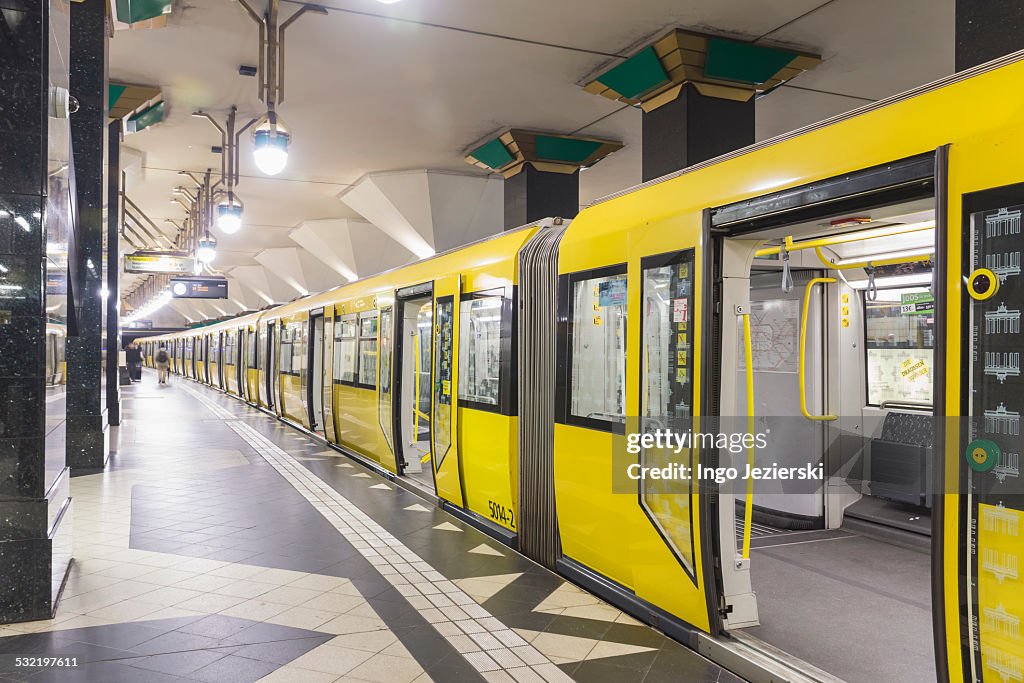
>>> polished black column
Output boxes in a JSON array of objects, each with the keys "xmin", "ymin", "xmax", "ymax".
[
  {"xmin": 641, "ymin": 83, "xmax": 754, "ymax": 182},
  {"xmin": 106, "ymin": 120, "xmax": 121, "ymax": 426},
  {"xmin": 955, "ymin": 1, "xmax": 1024, "ymax": 70},
  {"xmin": 503, "ymin": 165, "xmax": 579, "ymax": 230},
  {"xmin": 65, "ymin": 0, "xmax": 109, "ymax": 469},
  {"xmin": 0, "ymin": 0, "xmax": 74, "ymax": 623}
]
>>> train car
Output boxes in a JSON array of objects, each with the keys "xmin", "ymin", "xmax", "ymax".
[{"xmin": 148, "ymin": 54, "xmax": 1024, "ymax": 683}]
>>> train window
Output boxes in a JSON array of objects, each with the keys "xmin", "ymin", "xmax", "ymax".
[
  {"xmin": 641, "ymin": 255, "xmax": 694, "ymax": 418},
  {"xmin": 458, "ymin": 295, "xmax": 503, "ymax": 408},
  {"xmin": 567, "ymin": 268, "xmax": 628, "ymax": 429},
  {"xmin": 378, "ymin": 307, "xmax": 395, "ymax": 451},
  {"xmin": 247, "ymin": 331, "xmax": 257, "ymax": 369},
  {"xmin": 333, "ymin": 315, "xmax": 358, "ymax": 384},
  {"xmin": 292, "ymin": 324, "xmax": 305, "ymax": 377},
  {"xmin": 432, "ymin": 297, "xmax": 455, "ymax": 463},
  {"xmin": 357, "ymin": 311, "xmax": 379, "ymax": 388},
  {"xmin": 280, "ymin": 326, "xmax": 293, "ymax": 375},
  {"xmin": 638, "ymin": 250, "xmax": 697, "ymax": 578},
  {"xmin": 864, "ymin": 286, "xmax": 935, "ymax": 406}
]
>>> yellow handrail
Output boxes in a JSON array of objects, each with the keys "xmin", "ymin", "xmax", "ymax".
[
  {"xmin": 799, "ymin": 278, "xmax": 838, "ymax": 421},
  {"xmin": 812, "ymin": 246, "xmax": 933, "ymax": 271},
  {"xmin": 741, "ymin": 312, "xmax": 756, "ymax": 559},
  {"xmin": 755, "ymin": 221, "xmax": 933, "ymax": 258},
  {"xmin": 413, "ymin": 329, "xmax": 421, "ymax": 436}
]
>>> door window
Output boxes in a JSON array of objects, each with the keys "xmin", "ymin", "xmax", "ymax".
[
  {"xmin": 358, "ymin": 311, "xmax": 379, "ymax": 388},
  {"xmin": 378, "ymin": 307, "xmax": 394, "ymax": 450},
  {"xmin": 639, "ymin": 251, "xmax": 697, "ymax": 580},
  {"xmin": 333, "ymin": 315, "xmax": 357, "ymax": 384},
  {"xmin": 432, "ymin": 297, "xmax": 454, "ymax": 465}
]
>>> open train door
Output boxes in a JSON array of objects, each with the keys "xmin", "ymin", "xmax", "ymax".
[
  {"xmin": 947, "ymin": 156, "xmax": 1024, "ymax": 683},
  {"xmin": 431, "ymin": 274, "xmax": 465, "ymax": 507},
  {"xmin": 376, "ymin": 294, "xmax": 399, "ymax": 473}
]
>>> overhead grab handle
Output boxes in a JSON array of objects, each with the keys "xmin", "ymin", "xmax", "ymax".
[
  {"xmin": 781, "ymin": 245, "xmax": 793, "ymax": 293},
  {"xmin": 799, "ymin": 277, "xmax": 838, "ymax": 421},
  {"xmin": 865, "ymin": 264, "xmax": 878, "ymax": 301}
]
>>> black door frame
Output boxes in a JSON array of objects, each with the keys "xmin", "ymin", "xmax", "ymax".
[{"xmin": 306, "ymin": 310, "xmax": 324, "ymax": 431}]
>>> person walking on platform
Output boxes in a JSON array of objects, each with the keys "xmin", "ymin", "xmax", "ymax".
[
  {"xmin": 156, "ymin": 347, "xmax": 170, "ymax": 385},
  {"xmin": 125, "ymin": 342, "xmax": 143, "ymax": 382}
]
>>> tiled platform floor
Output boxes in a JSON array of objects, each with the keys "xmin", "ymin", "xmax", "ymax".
[{"xmin": 1, "ymin": 373, "xmax": 743, "ymax": 683}]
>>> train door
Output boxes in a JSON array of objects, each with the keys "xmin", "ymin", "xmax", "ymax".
[
  {"xmin": 707, "ymin": 157, "xmax": 941, "ymax": 683},
  {"xmin": 430, "ymin": 275, "xmax": 464, "ymax": 506},
  {"xmin": 307, "ymin": 310, "xmax": 325, "ymax": 435},
  {"xmin": 238, "ymin": 329, "xmax": 248, "ymax": 401},
  {"xmin": 269, "ymin": 321, "xmax": 281, "ymax": 411},
  {"xmin": 377, "ymin": 300, "xmax": 397, "ymax": 468},
  {"xmin": 955, "ymin": 184, "xmax": 1024, "ymax": 683},
  {"xmin": 322, "ymin": 311, "xmax": 336, "ymax": 443},
  {"xmin": 394, "ymin": 285, "xmax": 436, "ymax": 492}
]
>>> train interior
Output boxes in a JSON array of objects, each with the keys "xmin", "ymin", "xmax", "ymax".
[
  {"xmin": 397, "ymin": 294, "xmax": 435, "ymax": 491},
  {"xmin": 721, "ymin": 196, "xmax": 938, "ymax": 682}
]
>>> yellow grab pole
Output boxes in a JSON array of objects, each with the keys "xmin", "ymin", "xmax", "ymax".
[
  {"xmin": 755, "ymin": 221, "xmax": 934, "ymax": 258},
  {"xmin": 741, "ymin": 312, "xmax": 756, "ymax": 560},
  {"xmin": 800, "ymin": 278, "xmax": 838, "ymax": 421},
  {"xmin": 413, "ymin": 329, "xmax": 420, "ymax": 437},
  {"xmin": 812, "ymin": 246, "xmax": 933, "ymax": 271}
]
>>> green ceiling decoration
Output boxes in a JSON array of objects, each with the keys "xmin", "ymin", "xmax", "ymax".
[
  {"xmin": 127, "ymin": 101, "xmax": 165, "ymax": 134},
  {"xmin": 115, "ymin": 0, "xmax": 174, "ymax": 25},
  {"xmin": 109, "ymin": 82, "xmax": 162, "ymax": 123},
  {"xmin": 534, "ymin": 136, "xmax": 603, "ymax": 164},
  {"xmin": 583, "ymin": 28, "xmax": 821, "ymax": 111},
  {"xmin": 470, "ymin": 138, "xmax": 515, "ymax": 171},
  {"xmin": 704, "ymin": 38, "xmax": 799, "ymax": 85},
  {"xmin": 465, "ymin": 129, "xmax": 623, "ymax": 178},
  {"xmin": 108, "ymin": 85, "xmax": 127, "ymax": 111},
  {"xmin": 591, "ymin": 47, "xmax": 670, "ymax": 100}
]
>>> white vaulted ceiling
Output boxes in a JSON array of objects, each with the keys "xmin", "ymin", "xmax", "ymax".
[{"xmin": 111, "ymin": 0, "xmax": 954, "ymax": 326}]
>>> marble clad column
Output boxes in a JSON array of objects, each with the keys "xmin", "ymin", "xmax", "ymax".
[
  {"xmin": 503, "ymin": 164, "xmax": 579, "ymax": 231},
  {"xmin": 955, "ymin": 0, "xmax": 1024, "ymax": 70},
  {"xmin": 65, "ymin": 0, "xmax": 109, "ymax": 468},
  {"xmin": 641, "ymin": 83, "xmax": 753, "ymax": 182},
  {"xmin": 462, "ymin": 130, "xmax": 622, "ymax": 231},
  {"xmin": 0, "ymin": 0, "xmax": 74, "ymax": 622},
  {"xmin": 106, "ymin": 120, "xmax": 121, "ymax": 425}
]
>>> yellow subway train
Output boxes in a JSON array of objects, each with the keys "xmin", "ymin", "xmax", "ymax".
[{"xmin": 145, "ymin": 53, "xmax": 1024, "ymax": 683}]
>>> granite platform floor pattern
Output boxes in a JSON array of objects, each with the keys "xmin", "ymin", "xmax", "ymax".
[{"xmin": 1, "ymin": 373, "xmax": 743, "ymax": 683}]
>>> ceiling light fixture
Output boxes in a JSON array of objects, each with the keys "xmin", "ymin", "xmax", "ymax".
[
  {"xmin": 196, "ymin": 236, "xmax": 218, "ymax": 264},
  {"xmin": 252, "ymin": 112, "xmax": 290, "ymax": 176},
  {"xmin": 236, "ymin": 0, "xmax": 325, "ymax": 177},
  {"xmin": 216, "ymin": 200, "xmax": 243, "ymax": 234},
  {"xmin": 195, "ymin": 106, "xmax": 249, "ymax": 235}
]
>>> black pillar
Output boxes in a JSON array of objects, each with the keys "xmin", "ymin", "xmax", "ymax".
[
  {"xmin": 106, "ymin": 121, "xmax": 121, "ymax": 426},
  {"xmin": 66, "ymin": 0, "xmax": 109, "ymax": 469},
  {"xmin": 955, "ymin": 1, "xmax": 1024, "ymax": 70},
  {"xmin": 0, "ymin": 0, "xmax": 74, "ymax": 622},
  {"xmin": 641, "ymin": 83, "xmax": 754, "ymax": 183},
  {"xmin": 503, "ymin": 165, "xmax": 579, "ymax": 231}
]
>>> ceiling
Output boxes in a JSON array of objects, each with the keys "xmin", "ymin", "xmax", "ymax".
[{"xmin": 110, "ymin": 0, "xmax": 954, "ymax": 325}]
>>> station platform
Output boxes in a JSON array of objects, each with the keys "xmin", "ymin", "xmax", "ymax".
[{"xmin": 1, "ymin": 375, "xmax": 742, "ymax": 683}]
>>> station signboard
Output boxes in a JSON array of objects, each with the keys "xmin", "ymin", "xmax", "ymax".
[
  {"xmin": 124, "ymin": 251, "xmax": 195, "ymax": 274},
  {"xmin": 170, "ymin": 277, "xmax": 228, "ymax": 299}
]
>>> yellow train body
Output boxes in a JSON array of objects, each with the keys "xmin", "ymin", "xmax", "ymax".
[{"xmin": 146, "ymin": 53, "xmax": 1024, "ymax": 682}]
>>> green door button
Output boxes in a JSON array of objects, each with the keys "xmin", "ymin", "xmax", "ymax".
[{"xmin": 966, "ymin": 439, "xmax": 1001, "ymax": 472}]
